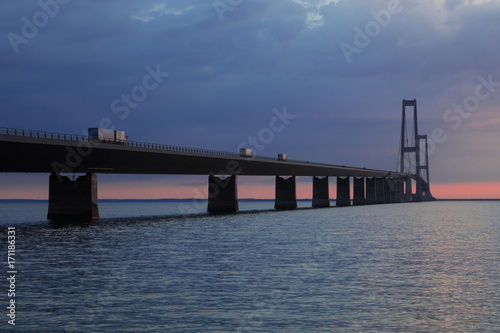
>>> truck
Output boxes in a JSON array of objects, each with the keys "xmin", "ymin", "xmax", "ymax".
[
  {"xmin": 88, "ymin": 128, "xmax": 127, "ymax": 144},
  {"xmin": 240, "ymin": 148, "xmax": 253, "ymax": 157},
  {"xmin": 278, "ymin": 154, "xmax": 287, "ymax": 161}
]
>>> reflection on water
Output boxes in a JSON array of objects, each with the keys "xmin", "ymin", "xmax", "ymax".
[{"xmin": 0, "ymin": 200, "xmax": 499, "ymax": 332}]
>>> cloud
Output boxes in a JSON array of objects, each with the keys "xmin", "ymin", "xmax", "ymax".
[
  {"xmin": 291, "ymin": 0, "xmax": 341, "ymax": 28},
  {"xmin": 132, "ymin": 3, "xmax": 194, "ymax": 22}
]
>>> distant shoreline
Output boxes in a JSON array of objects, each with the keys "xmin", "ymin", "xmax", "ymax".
[{"xmin": 1, "ymin": 198, "xmax": 500, "ymax": 202}]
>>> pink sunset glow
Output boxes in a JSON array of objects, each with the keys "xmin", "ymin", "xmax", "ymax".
[
  {"xmin": 98, "ymin": 181, "xmax": 500, "ymax": 200},
  {"xmin": 430, "ymin": 182, "xmax": 500, "ymax": 200},
  {"xmin": 102, "ymin": 181, "xmax": 498, "ymax": 200},
  {"xmin": 2, "ymin": 176, "xmax": 498, "ymax": 200}
]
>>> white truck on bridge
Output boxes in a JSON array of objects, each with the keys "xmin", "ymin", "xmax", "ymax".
[
  {"xmin": 240, "ymin": 148, "xmax": 253, "ymax": 157},
  {"xmin": 88, "ymin": 128, "xmax": 126, "ymax": 143}
]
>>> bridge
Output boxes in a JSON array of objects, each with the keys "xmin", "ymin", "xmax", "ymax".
[{"xmin": 0, "ymin": 99, "xmax": 434, "ymax": 220}]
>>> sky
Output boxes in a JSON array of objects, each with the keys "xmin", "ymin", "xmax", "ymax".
[{"xmin": 1, "ymin": 0, "xmax": 500, "ymax": 199}]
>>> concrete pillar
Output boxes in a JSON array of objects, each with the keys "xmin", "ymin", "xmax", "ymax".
[
  {"xmin": 353, "ymin": 177, "xmax": 365, "ymax": 206},
  {"xmin": 47, "ymin": 173, "xmax": 99, "ymax": 220},
  {"xmin": 384, "ymin": 178, "xmax": 392, "ymax": 203},
  {"xmin": 208, "ymin": 175, "xmax": 239, "ymax": 213},
  {"xmin": 366, "ymin": 177, "xmax": 376, "ymax": 205},
  {"xmin": 393, "ymin": 178, "xmax": 403, "ymax": 203},
  {"xmin": 405, "ymin": 174, "xmax": 412, "ymax": 202},
  {"xmin": 336, "ymin": 177, "xmax": 351, "ymax": 207},
  {"xmin": 312, "ymin": 176, "xmax": 330, "ymax": 208},
  {"xmin": 423, "ymin": 183, "xmax": 433, "ymax": 201},
  {"xmin": 388, "ymin": 178, "xmax": 398, "ymax": 203},
  {"xmin": 375, "ymin": 177, "xmax": 385, "ymax": 204},
  {"xmin": 275, "ymin": 176, "xmax": 297, "ymax": 210}
]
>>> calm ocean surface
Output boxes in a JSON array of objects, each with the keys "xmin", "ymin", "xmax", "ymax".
[{"xmin": 0, "ymin": 200, "xmax": 499, "ymax": 332}]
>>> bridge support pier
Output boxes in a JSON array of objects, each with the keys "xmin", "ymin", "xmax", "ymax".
[
  {"xmin": 366, "ymin": 177, "xmax": 376, "ymax": 205},
  {"xmin": 336, "ymin": 177, "xmax": 351, "ymax": 207},
  {"xmin": 384, "ymin": 178, "xmax": 392, "ymax": 203},
  {"xmin": 375, "ymin": 177, "xmax": 385, "ymax": 204},
  {"xmin": 387, "ymin": 178, "xmax": 399, "ymax": 203},
  {"xmin": 47, "ymin": 173, "xmax": 99, "ymax": 220},
  {"xmin": 312, "ymin": 176, "xmax": 330, "ymax": 208},
  {"xmin": 353, "ymin": 177, "xmax": 365, "ymax": 206},
  {"xmin": 393, "ymin": 179, "xmax": 403, "ymax": 203},
  {"xmin": 275, "ymin": 176, "xmax": 297, "ymax": 210},
  {"xmin": 405, "ymin": 174, "xmax": 412, "ymax": 202},
  {"xmin": 208, "ymin": 175, "xmax": 239, "ymax": 213}
]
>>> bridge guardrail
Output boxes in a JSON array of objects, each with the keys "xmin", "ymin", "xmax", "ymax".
[
  {"xmin": 1, "ymin": 126, "xmax": 409, "ymax": 179},
  {"xmin": 0, "ymin": 127, "xmax": 88, "ymax": 141},
  {"xmin": 0, "ymin": 127, "xmax": 404, "ymax": 175},
  {"xmin": 0, "ymin": 127, "xmax": 241, "ymax": 158},
  {"xmin": 0, "ymin": 127, "xmax": 316, "ymax": 162}
]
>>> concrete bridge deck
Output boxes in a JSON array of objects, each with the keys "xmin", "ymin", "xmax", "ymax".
[{"xmin": 0, "ymin": 129, "xmax": 407, "ymax": 178}]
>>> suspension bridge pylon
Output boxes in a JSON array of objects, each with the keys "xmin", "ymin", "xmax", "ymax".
[{"xmin": 399, "ymin": 99, "xmax": 434, "ymax": 202}]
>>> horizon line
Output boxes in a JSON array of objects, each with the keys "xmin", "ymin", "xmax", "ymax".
[{"xmin": 2, "ymin": 198, "xmax": 500, "ymax": 202}]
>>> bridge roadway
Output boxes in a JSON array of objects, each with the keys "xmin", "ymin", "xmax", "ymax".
[
  {"xmin": 0, "ymin": 131, "xmax": 408, "ymax": 178},
  {"xmin": 1, "ymin": 127, "xmax": 415, "ymax": 220}
]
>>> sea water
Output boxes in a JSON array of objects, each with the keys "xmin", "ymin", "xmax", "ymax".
[{"xmin": 0, "ymin": 200, "xmax": 499, "ymax": 332}]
